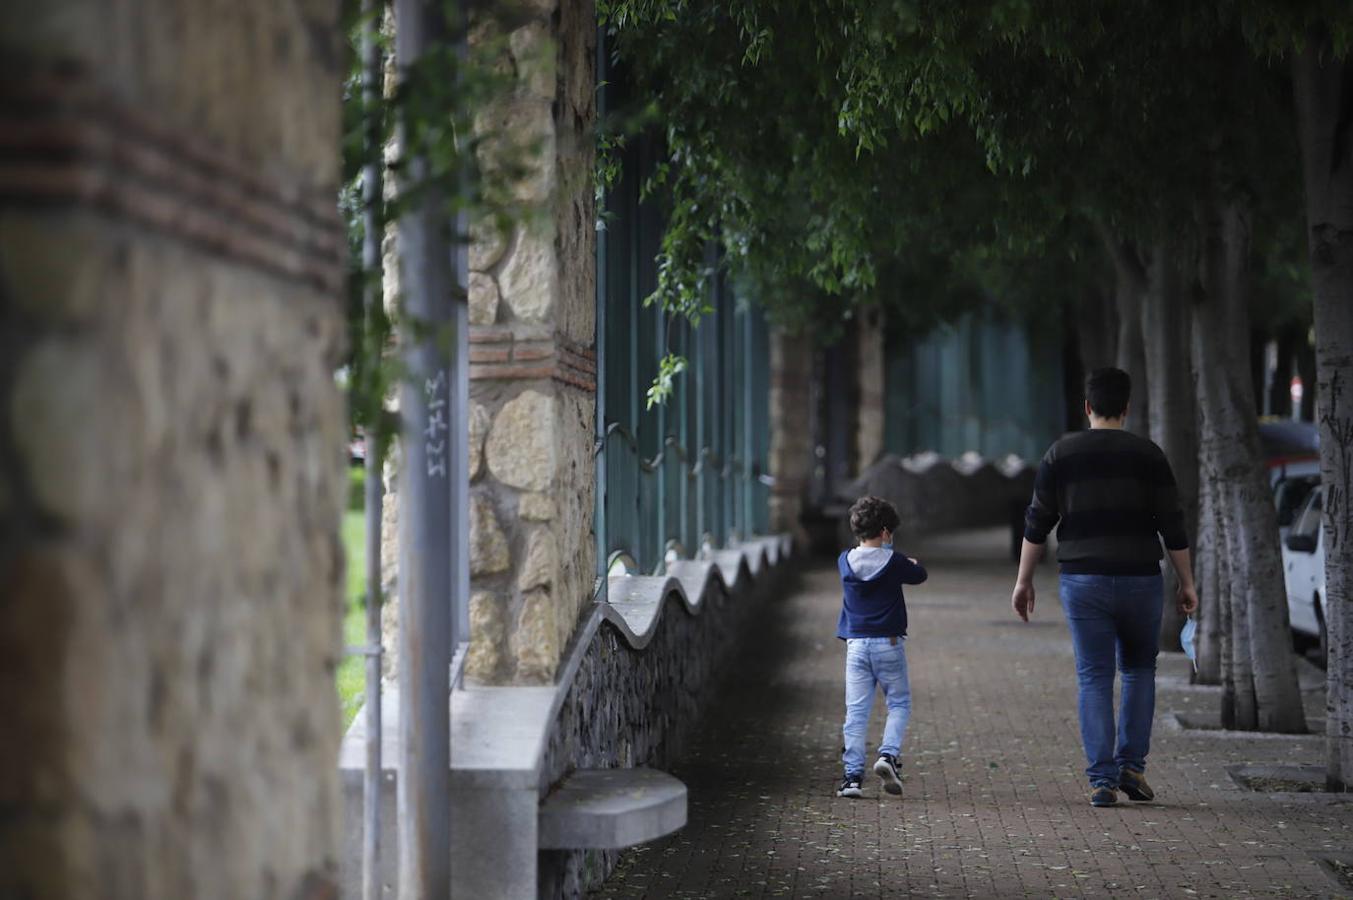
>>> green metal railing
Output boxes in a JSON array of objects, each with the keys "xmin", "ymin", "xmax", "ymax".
[
  {"xmin": 883, "ymin": 312, "xmax": 1064, "ymax": 462},
  {"xmin": 593, "ymin": 89, "xmax": 771, "ymax": 580}
]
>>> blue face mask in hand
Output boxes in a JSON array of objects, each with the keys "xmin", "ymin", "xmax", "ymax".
[{"xmin": 1180, "ymin": 617, "xmax": 1198, "ymax": 671}]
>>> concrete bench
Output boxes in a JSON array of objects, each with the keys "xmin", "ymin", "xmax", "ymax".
[
  {"xmin": 538, "ymin": 767, "xmax": 687, "ymax": 850},
  {"xmin": 338, "ymin": 534, "xmax": 793, "ymax": 897}
]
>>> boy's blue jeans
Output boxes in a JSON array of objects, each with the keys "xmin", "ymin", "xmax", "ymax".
[
  {"xmin": 842, "ymin": 637, "xmax": 911, "ymax": 777},
  {"xmin": 1059, "ymin": 573, "xmax": 1164, "ymax": 788}
]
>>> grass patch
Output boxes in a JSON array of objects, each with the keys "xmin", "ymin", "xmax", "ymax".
[
  {"xmin": 338, "ymin": 600, "xmax": 368, "ymax": 728},
  {"xmin": 343, "ymin": 507, "xmax": 367, "ymax": 604},
  {"xmin": 337, "ymin": 467, "xmax": 376, "ymax": 730},
  {"xmin": 348, "ymin": 464, "xmax": 366, "ymax": 511}
]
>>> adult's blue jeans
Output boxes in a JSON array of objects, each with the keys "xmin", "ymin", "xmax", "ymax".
[
  {"xmin": 842, "ymin": 637, "xmax": 911, "ymax": 777},
  {"xmin": 1059, "ymin": 573, "xmax": 1164, "ymax": 788}
]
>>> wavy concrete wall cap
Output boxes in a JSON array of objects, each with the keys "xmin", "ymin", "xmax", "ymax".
[
  {"xmin": 887, "ymin": 451, "xmax": 1032, "ymax": 480},
  {"xmin": 604, "ymin": 536, "xmax": 790, "ymax": 651},
  {"xmin": 997, "ymin": 453, "xmax": 1030, "ymax": 478},
  {"xmin": 900, "ymin": 451, "xmax": 944, "ymax": 474}
]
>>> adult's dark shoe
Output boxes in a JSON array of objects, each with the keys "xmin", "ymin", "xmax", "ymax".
[
  {"xmin": 1089, "ymin": 786, "xmax": 1118, "ymax": 807},
  {"xmin": 837, "ymin": 775, "xmax": 863, "ymax": 799},
  {"xmin": 874, "ymin": 755, "xmax": 903, "ymax": 796},
  {"xmin": 1119, "ymin": 769, "xmax": 1154, "ymax": 802}
]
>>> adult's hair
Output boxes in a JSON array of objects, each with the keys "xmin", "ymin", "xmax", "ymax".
[
  {"xmin": 849, "ymin": 495, "xmax": 900, "ymax": 540},
  {"xmin": 1086, "ymin": 367, "xmax": 1132, "ymax": 419}
]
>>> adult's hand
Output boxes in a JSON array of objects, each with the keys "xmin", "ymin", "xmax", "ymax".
[
  {"xmin": 1012, "ymin": 582, "xmax": 1035, "ymax": 622},
  {"xmin": 1176, "ymin": 581, "xmax": 1199, "ymax": 617}
]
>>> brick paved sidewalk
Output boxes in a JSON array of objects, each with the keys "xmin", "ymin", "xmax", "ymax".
[{"xmin": 592, "ymin": 529, "xmax": 1351, "ymax": 899}]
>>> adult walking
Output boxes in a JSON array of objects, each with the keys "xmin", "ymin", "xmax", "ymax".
[{"xmin": 1011, "ymin": 367, "xmax": 1199, "ymax": 807}]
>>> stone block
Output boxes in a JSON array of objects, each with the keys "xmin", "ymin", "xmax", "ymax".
[
  {"xmin": 519, "ymin": 491, "xmax": 556, "ymax": 521},
  {"xmin": 475, "ymin": 96, "xmax": 557, "ymax": 207},
  {"xmin": 499, "ymin": 224, "xmax": 558, "ymax": 323},
  {"xmin": 470, "ymin": 217, "xmax": 509, "ymax": 273},
  {"xmin": 468, "ymin": 401, "xmax": 491, "ymax": 480},
  {"xmin": 519, "ymin": 529, "xmax": 558, "ymax": 592},
  {"xmin": 469, "ymin": 272, "xmax": 500, "ymax": 326},
  {"xmin": 510, "ymin": 22, "xmax": 557, "ymax": 101},
  {"xmin": 381, "ymin": 226, "xmax": 402, "ymax": 315},
  {"xmin": 465, "ymin": 590, "xmax": 508, "ymax": 682},
  {"xmin": 515, "ymin": 588, "xmax": 559, "ymax": 683},
  {"xmin": 470, "ymin": 493, "xmax": 510, "ymax": 576},
  {"xmin": 486, "ymin": 390, "xmax": 556, "ymax": 491}
]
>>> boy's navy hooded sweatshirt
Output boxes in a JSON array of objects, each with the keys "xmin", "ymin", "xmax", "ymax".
[{"xmin": 836, "ymin": 548, "xmax": 928, "ymax": 639}]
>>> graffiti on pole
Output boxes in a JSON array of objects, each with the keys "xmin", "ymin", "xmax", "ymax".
[{"xmin": 425, "ymin": 369, "xmax": 449, "ymax": 479}]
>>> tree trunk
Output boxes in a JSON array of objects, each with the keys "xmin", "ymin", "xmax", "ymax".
[
  {"xmin": 1192, "ymin": 196, "xmax": 1307, "ymax": 733},
  {"xmin": 1293, "ymin": 37, "xmax": 1353, "ymax": 788},
  {"xmin": 1144, "ymin": 241, "xmax": 1199, "ymax": 651},
  {"xmin": 1075, "ymin": 283, "xmax": 1119, "ymax": 374},
  {"xmin": 1101, "ymin": 234, "xmax": 1152, "ymax": 438},
  {"xmin": 1195, "ymin": 467, "xmax": 1223, "ymax": 683}
]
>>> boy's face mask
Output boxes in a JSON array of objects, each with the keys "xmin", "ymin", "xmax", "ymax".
[{"xmin": 882, "ymin": 529, "xmax": 893, "ymax": 550}]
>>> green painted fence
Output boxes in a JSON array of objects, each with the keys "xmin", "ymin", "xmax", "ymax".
[
  {"xmin": 883, "ymin": 313, "xmax": 1065, "ymax": 463},
  {"xmin": 594, "ymin": 127, "xmax": 771, "ymax": 578}
]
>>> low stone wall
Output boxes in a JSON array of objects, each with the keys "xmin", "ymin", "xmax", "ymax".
[
  {"xmin": 536, "ymin": 559, "xmax": 793, "ymax": 897},
  {"xmin": 840, "ymin": 453, "xmax": 1035, "ymax": 550}
]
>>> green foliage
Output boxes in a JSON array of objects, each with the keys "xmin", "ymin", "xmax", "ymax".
[
  {"xmin": 599, "ymin": 0, "xmax": 1346, "ymax": 353},
  {"xmin": 646, "ymin": 352, "xmax": 688, "ymax": 408}
]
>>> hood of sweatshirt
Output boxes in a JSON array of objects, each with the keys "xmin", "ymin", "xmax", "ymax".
[{"xmin": 846, "ymin": 546, "xmax": 893, "ymax": 581}]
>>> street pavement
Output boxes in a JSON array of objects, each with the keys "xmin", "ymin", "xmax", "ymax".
[{"xmin": 591, "ymin": 528, "xmax": 1350, "ymax": 898}]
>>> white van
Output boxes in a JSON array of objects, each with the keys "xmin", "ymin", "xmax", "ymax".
[{"xmin": 1282, "ymin": 485, "xmax": 1327, "ymax": 665}]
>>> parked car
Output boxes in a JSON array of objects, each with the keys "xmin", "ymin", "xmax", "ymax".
[
  {"xmin": 1259, "ymin": 419, "xmax": 1319, "ymax": 488},
  {"xmin": 1282, "ymin": 485, "xmax": 1327, "ymax": 666},
  {"xmin": 1273, "ymin": 473, "xmax": 1319, "ymax": 540}
]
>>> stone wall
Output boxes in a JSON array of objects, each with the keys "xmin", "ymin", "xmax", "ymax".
[
  {"xmin": 536, "ymin": 565, "xmax": 790, "ymax": 897},
  {"xmin": 375, "ymin": 0, "xmax": 598, "ymax": 688},
  {"xmin": 843, "ymin": 454, "xmax": 1035, "ymax": 552},
  {"xmin": 0, "ymin": 2, "xmax": 346, "ymax": 898},
  {"xmin": 463, "ymin": 0, "xmax": 598, "ymax": 686}
]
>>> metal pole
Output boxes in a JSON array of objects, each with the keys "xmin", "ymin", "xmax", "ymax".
[
  {"xmin": 359, "ymin": 2, "xmax": 384, "ymax": 897},
  {"xmin": 394, "ymin": 0, "xmax": 453, "ymax": 896}
]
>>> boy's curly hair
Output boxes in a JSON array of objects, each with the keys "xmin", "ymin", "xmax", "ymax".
[{"xmin": 849, "ymin": 495, "xmax": 900, "ymax": 541}]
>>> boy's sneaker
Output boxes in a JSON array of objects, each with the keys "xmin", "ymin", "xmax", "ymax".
[
  {"xmin": 837, "ymin": 774, "xmax": 863, "ymax": 798},
  {"xmin": 1119, "ymin": 769, "xmax": 1154, "ymax": 802},
  {"xmin": 1089, "ymin": 786, "xmax": 1118, "ymax": 807},
  {"xmin": 873, "ymin": 755, "xmax": 903, "ymax": 796}
]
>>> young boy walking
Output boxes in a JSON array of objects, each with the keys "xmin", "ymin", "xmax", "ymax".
[{"xmin": 836, "ymin": 496, "xmax": 928, "ymax": 799}]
